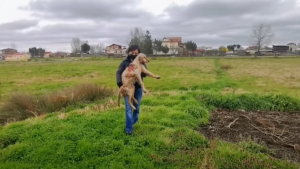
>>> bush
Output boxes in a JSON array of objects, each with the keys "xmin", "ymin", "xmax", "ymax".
[
  {"xmin": 0, "ymin": 83, "xmax": 114, "ymax": 125},
  {"xmin": 196, "ymin": 92, "xmax": 300, "ymax": 112}
]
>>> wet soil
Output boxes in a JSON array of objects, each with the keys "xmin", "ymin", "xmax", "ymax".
[{"xmin": 200, "ymin": 109, "xmax": 300, "ymax": 163}]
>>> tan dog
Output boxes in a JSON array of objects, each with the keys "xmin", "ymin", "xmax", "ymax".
[{"xmin": 117, "ymin": 53, "xmax": 161, "ymax": 110}]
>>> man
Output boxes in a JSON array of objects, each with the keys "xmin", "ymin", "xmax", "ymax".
[{"xmin": 116, "ymin": 45, "xmax": 147, "ymax": 135}]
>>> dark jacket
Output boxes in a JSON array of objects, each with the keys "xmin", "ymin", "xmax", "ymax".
[{"xmin": 116, "ymin": 55, "xmax": 147, "ymax": 89}]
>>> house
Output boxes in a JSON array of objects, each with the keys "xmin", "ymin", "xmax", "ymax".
[
  {"xmin": 287, "ymin": 43, "xmax": 300, "ymax": 52},
  {"xmin": 153, "ymin": 37, "xmax": 185, "ymax": 55},
  {"xmin": 245, "ymin": 46, "xmax": 272, "ymax": 55},
  {"xmin": 0, "ymin": 48, "xmax": 17, "ymax": 55},
  {"xmin": 194, "ymin": 49, "xmax": 206, "ymax": 56},
  {"xmin": 198, "ymin": 46, "xmax": 213, "ymax": 50},
  {"xmin": 44, "ymin": 52, "xmax": 53, "ymax": 58},
  {"xmin": 53, "ymin": 52, "xmax": 68, "ymax": 57},
  {"xmin": 273, "ymin": 45, "xmax": 289, "ymax": 53},
  {"xmin": 4, "ymin": 53, "xmax": 31, "ymax": 61},
  {"xmin": 105, "ymin": 44, "xmax": 127, "ymax": 54}
]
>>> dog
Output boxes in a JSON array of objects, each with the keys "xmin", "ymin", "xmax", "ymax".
[{"xmin": 117, "ymin": 53, "xmax": 161, "ymax": 110}]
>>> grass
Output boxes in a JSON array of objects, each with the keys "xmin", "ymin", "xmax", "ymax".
[
  {"xmin": 0, "ymin": 56, "xmax": 300, "ymax": 168},
  {"xmin": 0, "ymin": 83, "xmax": 114, "ymax": 125}
]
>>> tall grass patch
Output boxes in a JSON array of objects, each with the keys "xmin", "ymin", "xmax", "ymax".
[
  {"xmin": 0, "ymin": 83, "xmax": 114, "ymax": 125},
  {"xmin": 196, "ymin": 92, "xmax": 300, "ymax": 112}
]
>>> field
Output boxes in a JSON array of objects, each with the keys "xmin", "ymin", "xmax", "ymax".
[{"xmin": 0, "ymin": 56, "xmax": 300, "ymax": 168}]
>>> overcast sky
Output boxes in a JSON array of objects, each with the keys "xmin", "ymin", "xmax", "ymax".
[{"xmin": 0, "ymin": 0, "xmax": 300, "ymax": 52}]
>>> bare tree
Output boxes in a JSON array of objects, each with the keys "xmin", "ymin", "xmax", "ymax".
[
  {"xmin": 94, "ymin": 43, "xmax": 105, "ymax": 55},
  {"xmin": 90, "ymin": 45, "xmax": 96, "ymax": 55},
  {"xmin": 11, "ymin": 43, "xmax": 17, "ymax": 50},
  {"xmin": 89, "ymin": 43, "xmax": 105, "ymax": 56},
  {"xmin": 251, "ymin": 23, "xmax": 274, "ymax": 56},
  {"xmin": 127, "ymin": 27, "xmax": 145, "ymax": 48},
  {"xmin": 70, "ymin": 37, "xmax": 82, "ymax": 54}
]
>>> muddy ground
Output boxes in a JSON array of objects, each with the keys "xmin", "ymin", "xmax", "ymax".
[{"xmin": 200, "ymin": 109, "xmax": 300, "ymax": 163}]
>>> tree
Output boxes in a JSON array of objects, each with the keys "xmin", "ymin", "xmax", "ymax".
[
  {"xmin": 29, "ymin": 47, "xmax": 38, "ymax": 57},
  {"xmin": 152, "ymin": 39, "xmax": 162, "ymax": 55},
  {"xmin": 219, "ymin": 46, "xmax": 228, "ymax": 56},
  {"xmin": 89, "ymin": 45, "xmax": 96, "ymax": 55},
  {"xmin": 81, "ymin": 41, "xmax": 90, "ymax": 54},
  {"xmin": 94, "ymin": 43, "xmax": 105, "ymax": 55},
  {"xmin": 251, "ymin": 23, "xmax": 274, "ymax": 56},
  {"xmin": 185, "ymin": 41, "xmax": 197, "ymax": 51},
  {"xmin": 227, "ymin": 44, "xmax": 241, "ymax": 52},
  {"xmin": 142, "ymin": 30, "xmax": 153, "ymax": 55},
  {"xmin": 37, "ymin": 48, "xmax": 45, "ymax": 57},
  {"xmin": 161, "ymin": 45, "xmax": 169, "ymax": 55},
  {"xmin": 71, "ymin": 37, "xmax": 82, "ymax": 54},
  {"xmin": 128, "ymin": 27, "xmax": 153, "ymax": 55},
  {"xmin": 128, "ymin": 27, "xmax": 145, "ymax": 49}
]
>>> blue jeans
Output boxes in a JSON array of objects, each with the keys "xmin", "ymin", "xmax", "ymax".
[{"xmin": 124, "ymin": 88, "xmax": 143, "ymax": 133}]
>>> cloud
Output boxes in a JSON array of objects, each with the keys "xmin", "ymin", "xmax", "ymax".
[
  {"xmin": 0, "ymin": 19, "xmax": 39, "ymax": 31},
  {"xmin": 1, "ymin": 0, "xmax": 300, "ymax": 52},
  {"xmin": 22, "ymin": 0, "xmax": 154, "ymax": 22}
]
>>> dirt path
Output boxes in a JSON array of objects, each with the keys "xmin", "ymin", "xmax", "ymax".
[{"xmin": 200, "ymin": 109, "xmax": 300, "ymax": 163}]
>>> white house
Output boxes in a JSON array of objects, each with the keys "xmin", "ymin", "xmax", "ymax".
[
  {"xmin": 153, "ymin": 37, "xmax": 184, "ymax": 55},
  {"xmin": 105, "ymin": 44, "xmax": 127, "ymax": 54}
]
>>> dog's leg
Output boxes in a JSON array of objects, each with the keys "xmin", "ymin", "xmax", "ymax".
[
  {"xmin": 128, "ymin": 90, "xmax": 136, "ymax": 110},
  {"xmin": 117, "ymin": 86, "xmax": 125, "ymax": 107},
  {"xmin": 132, "ymin": 97, "xmax": 138, "ymax": 104},
  {"xmin": 141, "ymin": 67, "xmax": 161, "ymax": 79}
]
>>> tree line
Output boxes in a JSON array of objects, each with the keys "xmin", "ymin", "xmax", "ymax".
[
  {"xmin": 70, "ymin": 38, "xmax": 105, "ymax": 55},
  {"xmin": 69, "ymin": 23, "xmax": 275, "ymax": 57},
  {"xmin": 127, "ymin": 27, "xmax": 199, "ymax": 55}
]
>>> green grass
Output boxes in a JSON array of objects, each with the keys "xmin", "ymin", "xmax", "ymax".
[{"xmin": 0, "ymin": 57, "xmax": 300, "ymax": 168}]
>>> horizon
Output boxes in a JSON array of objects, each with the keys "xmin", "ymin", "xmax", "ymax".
[{"xmin": 1, "ymin": 0, "xmax": 300, "ymax": 53}]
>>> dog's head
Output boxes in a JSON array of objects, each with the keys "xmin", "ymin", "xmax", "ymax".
[{"xmin": 137, "ymin": 53, "xmax": 150, "ymax": 64}]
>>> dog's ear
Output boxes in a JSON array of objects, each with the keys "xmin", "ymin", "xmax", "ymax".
[{"xmin": 138, "ymin": 55, "xmax": 144, "ymax": 63}]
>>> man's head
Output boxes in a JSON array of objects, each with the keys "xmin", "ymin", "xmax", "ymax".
[{"xmin": 127, "ymin": 45, "xmax": 140, "ymax": 60}]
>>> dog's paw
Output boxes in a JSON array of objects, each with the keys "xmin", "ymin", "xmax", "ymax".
[
  {"xmin": 143, "ymin": 89, "xmax": 148, "ymax": 93},
  {"xmin": 156, "ymin": 76, "xmax": 161, "ymax": 79}
]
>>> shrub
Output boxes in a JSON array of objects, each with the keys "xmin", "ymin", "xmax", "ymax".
[
  {"xmin": 220, "ymin": 64, "xmax": 232, "ymax": 70},
  {"xmin": 0, "ymin": 83, "xmax": 114, "ymax": 125},
  {"xmin": 196, "ymin": 92, "xmax": 300, "ymax": 112}
]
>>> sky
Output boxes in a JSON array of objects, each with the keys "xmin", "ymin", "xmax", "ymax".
[{"xmin": 0, "ymin": 0, "xmax": 300, "ymax": 52}]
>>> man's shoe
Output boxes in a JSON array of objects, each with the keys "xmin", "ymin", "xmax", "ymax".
[
  {"xmin": 124, "ymin": 129, "xmax": 133, "ymax": 135},
  {"xmin": 126, "ymin": 131, "xmax": 132, "ymax": 135}
]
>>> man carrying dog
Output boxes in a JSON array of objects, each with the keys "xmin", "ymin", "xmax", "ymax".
[{"xmin": 116, "ymin": 45, "xmax": 147, "ymax": 135}]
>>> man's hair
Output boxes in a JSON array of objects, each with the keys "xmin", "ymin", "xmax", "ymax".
[{"xmin": 126, "ymin": 45, "xmax": 141, "ymax": 54}]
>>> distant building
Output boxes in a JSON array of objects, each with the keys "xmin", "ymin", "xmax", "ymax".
[
  {"xmin": 0, "ymin": 48, "xmax": 18, "ymax": 55},
  {"xmin": 44, "ymin": 52, "xmax": 53, "ymax": 58},
  {"xmin": 287, "ymin": 43, "xmax": 300, "ymax": 52},
  {"xmin": 105, "ymin": 44, "xmax": 126, "ymax": 54},
  {"xmin": 4, "ymin": 53, "xmax": 31, "ymax": 61},
  {"xmin": 245, "ymin": 46, "xmax": 272, "ymax": 55},
  {"xmin": 153, "ymin": 37, "xmax": 185, "ymax": 55},
  {"xmin": 273, "ymin": 45, "xmax": 289, "ymax": 53},
  {"xmin": 198, "ymin": 46, "xmax": 213, "ymax": 50}
]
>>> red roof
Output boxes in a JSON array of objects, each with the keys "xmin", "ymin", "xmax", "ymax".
[{"xmin": 164, "ymin": 37, "xmax": 182, "ymax": 42}]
